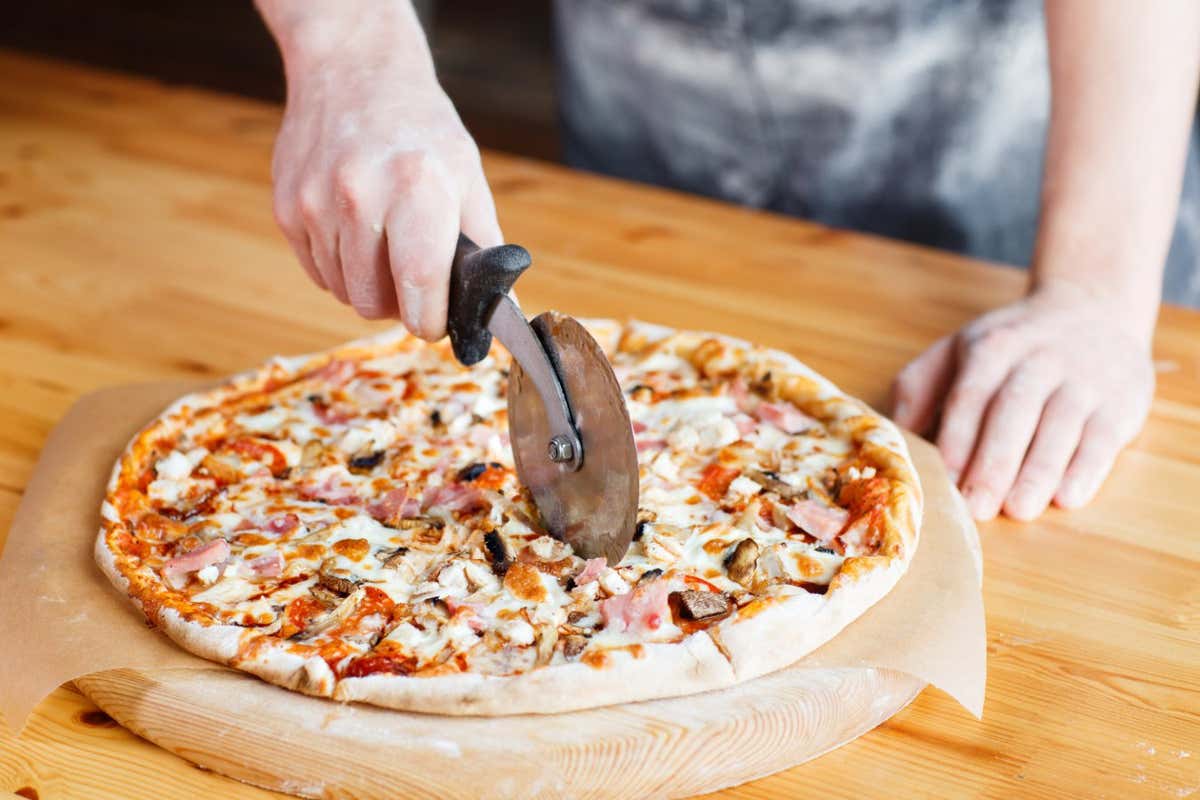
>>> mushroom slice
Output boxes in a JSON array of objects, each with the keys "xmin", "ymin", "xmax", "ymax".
[
  {"xmin": 672, "ymin": 590, "xmax": 732, "ymax": 622},
  {"xmin": 483, "ymin": 530, "xmax": 510, "ymax": 577},
  {"xmin": 375, "ymin": 546, "xmax": 410, "ymax": 569},
  {"xmin": 535, "ymin": 624, "xmax": 559, "ymax": 666},
  {"xmin": 636, "ymin": 568, "xmax": 664, "ymax": 586},
  {"xmin": 743, "ymin": 468, "xmax": 806, "ymax": 501},
  {"xmin": 317, "ymin": 558, "xmax": 360, "ymax": 596},
  {"xmin": 724, "ymin": 538, "xmax": 760, "ymax": 586},
  {"xmin": 561, "ymin": 634, "xmax": 588, "ymax": 660}
]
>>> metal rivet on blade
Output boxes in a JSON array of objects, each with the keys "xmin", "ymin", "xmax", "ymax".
[{"xmin": 547, "ymin": 435, "xmax": 575, "ymax": 463}]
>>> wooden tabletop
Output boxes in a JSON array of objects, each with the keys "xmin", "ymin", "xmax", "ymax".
[{"xmin": 0, "ymin": 51, "xmax": 1197, "ymax": 800}]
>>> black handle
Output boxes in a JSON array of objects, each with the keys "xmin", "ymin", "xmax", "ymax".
[{"xmin": 447, "ymin": 233, "xmax": 532, "ymax": 365}]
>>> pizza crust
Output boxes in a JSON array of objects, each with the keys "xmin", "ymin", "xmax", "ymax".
[{"xmin": 95, "ymin": 320, "xmax": 923, "ymax": 715}]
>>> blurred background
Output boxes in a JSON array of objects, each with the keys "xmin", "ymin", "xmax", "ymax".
[
  {"xmin": 2, "ymin": 0, "xmax": 562, "ymax": 161},
  {"xmin": 5, "ymin": 0, "xmax": 1198, "ymax": 305}
]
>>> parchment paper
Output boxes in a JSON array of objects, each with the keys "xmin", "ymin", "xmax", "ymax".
[{"xmin": 0, "ymin": 382, "xmax": 985, "ymax": 732}]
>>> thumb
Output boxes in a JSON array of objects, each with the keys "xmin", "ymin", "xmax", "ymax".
[{"xmin": 891, "ymin": 334, "xmax": 957, "ymax": 435}]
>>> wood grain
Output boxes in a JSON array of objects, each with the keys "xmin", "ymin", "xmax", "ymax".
[
  {"xmin": 72, "ymin": 666, "xmax": 922, "ymax": 800},
  {"xmin": 0, "ymin": 50, "xmax": 1198, "ymax": 800}
]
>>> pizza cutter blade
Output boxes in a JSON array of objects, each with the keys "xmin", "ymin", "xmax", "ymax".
[{"xmin": 447, "ymin": 235, "xmax": 638, "ymax": 565}]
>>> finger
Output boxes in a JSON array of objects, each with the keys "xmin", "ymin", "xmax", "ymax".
[
  {"xmin": 1054, "ymin": 412, "xmax": 1127, "ymax": 509},
  {"xmin": 273, "ymin": 188, "xmax": 326, "ymax": 290},
  {"xmin": 959, "ymin": 357, "xmax": 1060, "ymax": 520},
  {"xmin": 891, "ymin": 335, "xmax": 956, "ymax": 435},
  {"xmin": 335, "ymin": 164, "xmax": 398, "ymax": 320},
  {"xmin": 340, "ymin": 221, "xmax": 398, "ymax": 319},
  {"xmin": 1003, "ymin": 387, "xmax": 1091, "ymax": 520},
  {"xmin": 299, "ymin": 183, "xmax": 349, "ymax": 303},
  {"xmin": 460, "ymin": 171, "xmax": 503, "ymax": 249},
  {"xmin": 384, "ymin": 168, "xmax": 459, "ymax": 340},
  {"xmin": 936, "ymin": 326, "xmax": 1026, "ymax": 482}
]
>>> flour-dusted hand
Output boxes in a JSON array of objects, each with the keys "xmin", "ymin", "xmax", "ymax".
[
  {"xmin": 258, "ymin": 0, "xmax": 502, "ymax": 339},
  {"xmin": 892, "ymin": 283, "xmax": 1155, "ymax": 521}
]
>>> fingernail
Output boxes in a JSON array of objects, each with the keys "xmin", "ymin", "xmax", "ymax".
[
  {"xmin": 964, "ymin": 486, "xmax": 995, "ymax": 520},
  {"xmin": 1004, "ymin": 496, "xmax": 1036, "ymax": 521},
  {"xmin": 947, "ymin": 468, "xmax": 961, "ymax": 485},
  {"xmin": 401, "ymin": 287, "xmax": 424, "ymax": 335},
  {"xmin": 892, "ymin": 399, "xmax": 909, "ymax": 423},
  {"xmin": 1056, "ymin": 481, "xmax": 1084, "ymax": 509}
]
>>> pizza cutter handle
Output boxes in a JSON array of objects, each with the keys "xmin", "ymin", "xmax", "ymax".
[{"xmin": 447, "ymin": 233, "xmax": 532, "ymax": 366}]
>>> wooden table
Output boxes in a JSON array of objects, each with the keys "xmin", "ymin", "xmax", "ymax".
[{"xmin": 0, "ymin": 51, "xmax": 1196, "ymax": 800}]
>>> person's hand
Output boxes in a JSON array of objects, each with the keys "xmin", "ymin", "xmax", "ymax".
[
  {"xmin": 270, "ymin": 29, "xmax": 501, "ymax": 339},
  {"xmin": 891, "ymin": 282, "xmax": 1155, "ymax": 521}
]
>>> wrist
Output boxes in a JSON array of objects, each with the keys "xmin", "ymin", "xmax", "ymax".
[
  {"xmin": 259, "ymin": 0, "xmax": 436, "ymax": 88},
  {"xmin": 1031, "ymin": 205, "xmax": 1163, "ymax": 345}
]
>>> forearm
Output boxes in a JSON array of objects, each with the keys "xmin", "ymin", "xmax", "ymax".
[
  {"xmin": 1034, "ymin": 0, "xmax": 1200, "ymax": 339},
  {"xmin": 255, "ymin": 0, "xmax": 436, "ymax": 87}
]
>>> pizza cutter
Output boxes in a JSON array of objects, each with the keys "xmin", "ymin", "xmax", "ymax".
[{"xmin": 447, "ymin": 234, "xmax": 638, "ymax": 565}]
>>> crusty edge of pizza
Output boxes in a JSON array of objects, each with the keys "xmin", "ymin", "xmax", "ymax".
[{"xmin": 94, "ymin": 320, "xmax": 922, "ymax": 715}]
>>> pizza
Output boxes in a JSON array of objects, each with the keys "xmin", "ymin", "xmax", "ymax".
[{"xmin": 96, "ymin": 320, "xmax": 922, "ymax": 715}]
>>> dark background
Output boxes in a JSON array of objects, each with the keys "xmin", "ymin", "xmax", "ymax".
[{"xmin": 1, "ymin": 0, "xmax": 561, "ymax": 161}]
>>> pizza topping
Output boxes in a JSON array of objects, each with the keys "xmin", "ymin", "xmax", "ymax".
[
  {"xmin": 331, "ymin": 538, "xmax": 371, "ymax": 561},
  {"xmin": 671, "ymin": 590, "xmax": 731, "ymax": 622},
  {"xmin": 574, "ymin": 557, "xmax": 607, "ymax": 586},
  {"xmin": 347, "ymin": 450, "xmax": 385, "ymax": 474},
  {"xmin": 366, "ymin": 486, "xmax": 421, "ymax": 526},
  {"xmin": 600, "ymin": 579, "xmax": 672, "ymax": 635},
  {"xmin": 785, "ymin": 498, "xmax": 849, "ymax": 543},
  {"xmin": 317, "ymin": 560, "xmax": 360, "ymax": 597},
  {"xmin": 245, "ymin": 551, "xmax": 285, "ymax": 579},
  {"xmin": 299, "ymin": 470, "xmax": 359, "ymax": 506},
  {"xmin": 503, "ymin": 562, "xmax": 548, "ymax": 603},
  {"xmin": 696, "ymin": 462, "xmax": 739, "ymax": 501},
  {"xmin": 724, "ymin": 538, "xmax": 760, "ymax": 586},
  {"xmin": 483, "ymin": 530, "xmax": 510, "ymax": 576},
  {"xmin": 375, "ymin": 545, "xmax": 409, "ymax": 569},
  {"xmin": 756, "ymin": 401, "xmax": 816, "ymax": 434},
  {"xmin": 561, "ymin": 634, "xmax": 588, "ymax": 660},
  {"xmin": 265, "ymin": 513, "xmax": 302, "ymax": 536},
  {"xmin": 742, "ymin": 467, "xmax": 805, "ymax": 501},
  {"xmin": 422, "ymin": 482, "xmax": 486, "ymax": 514},
  {"xmin": 199, "ymin": 454, "xmax": 240, "ymax": 485},
  {"xmin": 496, "ymin": 616, "xmax": 535, "ymax": 645},
  {"xmin": 162, "ymin": 538, "xmax": 230, "ymax": 589}
]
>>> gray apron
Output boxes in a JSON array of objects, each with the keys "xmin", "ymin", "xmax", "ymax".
[{"xmin": 555, "ymin": 0, "xmax": 1200, "ymax": 307}]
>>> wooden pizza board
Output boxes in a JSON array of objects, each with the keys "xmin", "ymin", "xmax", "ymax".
[{"xmin": 76, "ymin": 663, "xmax": 923, "ymax": 799}]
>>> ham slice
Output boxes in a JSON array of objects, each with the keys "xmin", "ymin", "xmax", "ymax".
[
  {"xmin": 732, "ymin": 413, "xmax": 757, "ymax": 437},
  {"xmin": 265, "ymin": 513, "xmax": 301, "ymax": 536},
  {"xmin": 299, "ymin": 475, "xmax": 359, "ymax": 506},
  {"xmin": 729, "ymin": 376, "xmax": 757, "ymax": 414},
  {"xmin": 600, "ymin": 580, "xmax": 672, "ymax": 635},
  {"xmin": 367, "ymin": 487, "xmax": 420, "ymax": 523},
  {"xmin": 163, "ymin": 539, "xmax": 230, "ymax": 588},
  {"xmin": 756, "ymin": 402, "xmax": 816, "ymax": 434},
  {"xmin": 422, "ymin": 483, "xmax": 485, "ymax": 513},
  {"xmin": 312, "ymin": 359, "xmax": 356, "ymax": 387},
  {"xmin": 245, "ymin": 551, "xmax": 284, "ymax": 578},
  {"xmin": 574, "ymin": 557, "xmax": 607, "ymax": 586},
  {"xmin": 786, "ymin": 499, "xmax": 849, "ymax": 543},
  {"xmin": 636, "ymin": 438, "xmax": 667, "ymax": 453},
  {"xmin": 445, "ymin": 598, "xmax": 487, "ymax": 633}
]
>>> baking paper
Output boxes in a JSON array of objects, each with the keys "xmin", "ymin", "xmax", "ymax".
[{"xmin": 0, "ymin": 382, "xmax": 985, "ymax": 732}]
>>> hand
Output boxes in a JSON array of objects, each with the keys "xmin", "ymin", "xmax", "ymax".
[
  {"xmin": 270, "ymin": 31, "xmax": 501, "ymax": 339},
  {"xmin": 891, "ymin": 283, "xmax": 1155, "ymax": 520}
]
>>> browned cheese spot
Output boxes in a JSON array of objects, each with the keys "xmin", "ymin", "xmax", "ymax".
[
  {"xmin": 331, "ymin": 538, "xmax": 370, "ymax": 561},
  {"xmin": 502, "ymin": 562, "xmax": 547, "ymax": 603}
]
